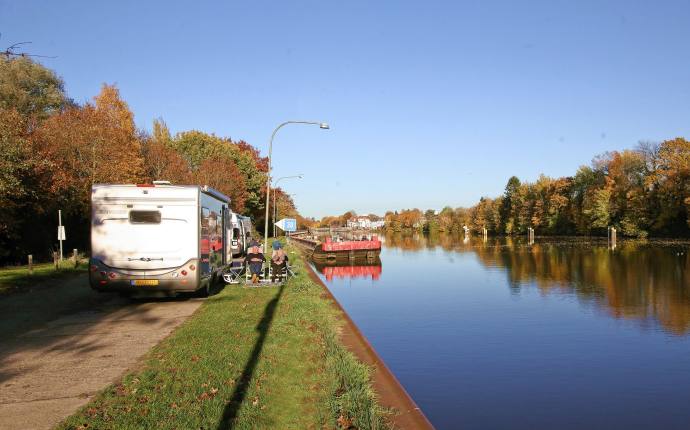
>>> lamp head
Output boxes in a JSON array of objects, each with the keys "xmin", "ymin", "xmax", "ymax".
[{"xmin": 319, "ymin": 122, "xmax": 330, "ymax": 130}]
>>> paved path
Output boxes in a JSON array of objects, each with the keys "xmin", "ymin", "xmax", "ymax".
[{"xmin": 0, "ymin": 275, "xmax": 203, "ymax": 430}]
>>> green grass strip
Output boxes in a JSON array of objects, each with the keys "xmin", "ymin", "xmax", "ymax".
[
  {"xmin": 58, "ymin": 247, "xmax": 389, "ymax": 430},
  {"xmin": 0, "ymin": 260, "xmax": 87, "ymax": 296}
]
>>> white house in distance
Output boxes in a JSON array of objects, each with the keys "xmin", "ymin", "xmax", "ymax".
[{"xmin": 347, "ymin": 216, "xmax": 385, "ymax": 230}]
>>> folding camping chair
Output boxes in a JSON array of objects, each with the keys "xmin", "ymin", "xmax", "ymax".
[{"xmin": 222, "ymin": 261, "xmax": 245, "ymax": 284}]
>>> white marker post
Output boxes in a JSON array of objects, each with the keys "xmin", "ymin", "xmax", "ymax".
[{"xmin": 57, "ymin": 210, "xmax": 66, "ymax": 261}]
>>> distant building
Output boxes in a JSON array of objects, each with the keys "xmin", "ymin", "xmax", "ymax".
[{"xmin": 347, "ymin": 216, "xmax": 384, "ymax": 230}]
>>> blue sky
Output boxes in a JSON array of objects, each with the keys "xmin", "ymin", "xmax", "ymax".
[{"xmin": 2, "ymin": 0, "xmax": 689, "ymax": 218}]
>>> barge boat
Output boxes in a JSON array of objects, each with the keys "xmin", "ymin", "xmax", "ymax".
[{"xmin": 290, "ymin": 235, "xmax": 381, "ymax": 261}]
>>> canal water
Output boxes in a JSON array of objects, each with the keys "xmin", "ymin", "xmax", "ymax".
[{"xmin": 312, "ymin": 233, "xmax": 690, "ymax": 430}]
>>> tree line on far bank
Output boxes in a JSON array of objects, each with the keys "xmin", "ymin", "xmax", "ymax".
[
  {"xmin": 0, "ymin": 57, "xmax": 303, "ymax": 264},
  {"xmin": 383, "ymin": 140, "xmax": 689, "ymax": 238}
]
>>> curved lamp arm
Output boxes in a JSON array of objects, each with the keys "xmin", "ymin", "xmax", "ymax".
[{"xmin": 263, "ymin": 122, "xmax": 328, "ymax": 255}]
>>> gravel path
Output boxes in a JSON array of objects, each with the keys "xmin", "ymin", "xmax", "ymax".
[{"xmin": 0, "ymin": 274, "xmax": 203, "ymax": 430}]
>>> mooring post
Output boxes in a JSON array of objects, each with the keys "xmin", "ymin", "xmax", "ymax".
[
  {"xmin": 607, "ymin": 226, "xmax": 610, "ymax": 244},
  {"xmin": 28, "ymin": 254, "xmax": 33, "ymax": 275},
  {"xmin": 608, "ymin": 226, "xmax": 617, "ymax": 250}
]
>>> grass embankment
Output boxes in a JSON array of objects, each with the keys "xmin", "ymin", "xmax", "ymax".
[
  {"xmin": 58, "ymin": 247, "xmax": 389, "ymax": 430},
  {"xmin": 0, "ymin": 260, "xmax": 87, "ymax": 296}
]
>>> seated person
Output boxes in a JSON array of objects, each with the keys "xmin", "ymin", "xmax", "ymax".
[
  {"xmin": 270, "ymin": 241, "xmax": 289, "ymax": 283},
  {"xmin": 244, "ymin": 240, "xmax": 265, "ymax": 284}
]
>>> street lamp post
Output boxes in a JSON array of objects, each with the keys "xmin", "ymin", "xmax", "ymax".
[
  {"xmin": 263, "ymin": 121, "xmax": 328, "ymax": 255},
  {"xmin": 273, "ymin": 175, "xmax": 303, "ymax": 237}
]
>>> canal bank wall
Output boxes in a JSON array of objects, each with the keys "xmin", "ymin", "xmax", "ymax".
[{"xmin": 303, "ymin": 262, "xmax": 435, "ymax": 430}]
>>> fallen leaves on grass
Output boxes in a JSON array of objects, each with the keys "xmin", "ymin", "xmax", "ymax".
[
  {"xmin": 198, "ymin": 387, "xmax": 219, "ymax": 401},
  {"xmin": 337, "ymin": 414, "xmax": 354, "ymax": 429}
]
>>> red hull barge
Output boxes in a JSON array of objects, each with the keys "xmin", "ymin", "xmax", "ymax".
[{"xmin": 290, "ymin": 235, "xmax": 382, "ymax": 261}]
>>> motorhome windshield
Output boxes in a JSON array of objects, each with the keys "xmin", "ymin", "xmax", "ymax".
[{"xmin": 129, "ymin": 210, "xmax": 161, "ymax": 224}]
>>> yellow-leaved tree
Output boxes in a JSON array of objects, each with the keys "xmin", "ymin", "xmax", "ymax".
[{"xmin": 34, "ymin": 84, "xmax": 145, "ymax": 213}]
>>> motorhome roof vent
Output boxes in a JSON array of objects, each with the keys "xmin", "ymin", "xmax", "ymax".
[{"xmin": 152, "ymin": 180, "xmax": 171, "ymax": 185}]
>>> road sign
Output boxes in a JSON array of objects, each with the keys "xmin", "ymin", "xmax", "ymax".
[
  {"xmin": 275, "ymin": 218, "xmax": 297, "ymax": 232},
  {"xmin": 57, "ymin": 226, "xmax": 66, "ymax": 241}
]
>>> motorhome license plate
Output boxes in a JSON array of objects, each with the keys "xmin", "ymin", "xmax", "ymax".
[{"xmin": 131, "ymin": 279, "xmax": 159, "ymax": 286}]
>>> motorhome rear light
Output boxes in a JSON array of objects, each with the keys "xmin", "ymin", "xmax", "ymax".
[
  {"xmin": 189, "ymin": 264, "xmax": 196, "ymax": 271},
  {"xmin": 90, "ymin": 265, "xmax": 98, "ymax": 272},
  {"xmin": 100, "ymin": 271, "xmax": 107, "ymax": 277},
  {"xmin": 108, "ymin": 272, "xmax": 116, "ymax": 279},
  {"xmin": 99, "ymin": 280, "xmax": 107, "ymax": 285},
  {"xmin": 181, "ymin": 270, "xmax": 188, "ymax": 276}
]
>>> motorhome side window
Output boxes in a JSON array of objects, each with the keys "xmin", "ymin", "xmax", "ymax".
[
  {"xmin": 201, "ymin": 208, "xmax": 210, "ymax": 235},
  {"xmin": 129, "ymin": 210, "xmax": 161, "ymax": 224}
]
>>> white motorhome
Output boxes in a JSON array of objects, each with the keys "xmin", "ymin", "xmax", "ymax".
[
  {"xmin": 225, "ymin": 212, "xmax": 256, "ymax": 257},
  {"xmin": 228, "ymin": 211, "xmax": 246, "ymax": 257},
  {"xmin": 90, "ymin": 183, "xmax": 232, "ymax": 297},
  {"xmin": 239, "ymin": 215, "xmax": 253, "ymax": 250}
]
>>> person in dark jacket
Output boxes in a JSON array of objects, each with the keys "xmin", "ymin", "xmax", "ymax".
[
  {"xmin": 270, "ymin": 241, "xmax": 289, "ymax": 283},
  {"xmin": 244, "ymin": 240, "xmax": 265, "ymax": 284}
]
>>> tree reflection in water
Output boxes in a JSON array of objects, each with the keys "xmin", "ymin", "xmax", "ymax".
[{"xmin": 383, "ymin": 232, "xmax": 690, "ymax": 334}]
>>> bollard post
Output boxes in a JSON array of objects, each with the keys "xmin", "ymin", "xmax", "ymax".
[
  {"xmin": 53, "ymin": 251, "xmax": 59, "ymax": 270},
  {"xmin": 28, "ymin": 255, "xmax": 33, "ymax": 275},
  {"xmin": 73, "ymin": 249, "xmax": 78, "ymax": 268}
]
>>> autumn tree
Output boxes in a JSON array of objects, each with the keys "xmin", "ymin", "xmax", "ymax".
[
  {"xmin": 649, "ymin": 138, "xmax": 690, "ymax": 233},
  {"xmin": 606, "ymin": 150, "xmax": 649, "ymax": 236},
  {"xmin": 194, "ymin": 158, "xmax": 247, "ymax": 212},
  {"xmin": 141, "ymin": 119, "xmax": 192, "ymax": 184},
  {"xmin": 0, "ymin": 57, "xmax": 68, "ymax": 119},
  {"xmin": 33, "ymin": 84, "xmax": 145, "ymax": 213},
  {"xmin": 272, "ymin": 188, "xmax": 298, "ymax": 227},
  {"xmin": 0, "ymin": 109, "xmax": 46, "ymax": 258},
  {"xmin": 424, "ymin": 209, "xmax": 439, "ymax": 232},
  {"xmin": 171, "ymin": 131, "xmax": 267, "ymax": 220},
  {"xmin": 501, "ymin": 176, "xmax": 522, "ymax": 234},
  {"xmin": 438, "ymin": 207, "xmax": 455, "ymax": 232}
]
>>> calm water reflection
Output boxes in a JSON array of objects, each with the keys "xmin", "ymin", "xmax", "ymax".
[{"xmin": 312, "ymin": 233, "xmax": 690, "ymax": 430}]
